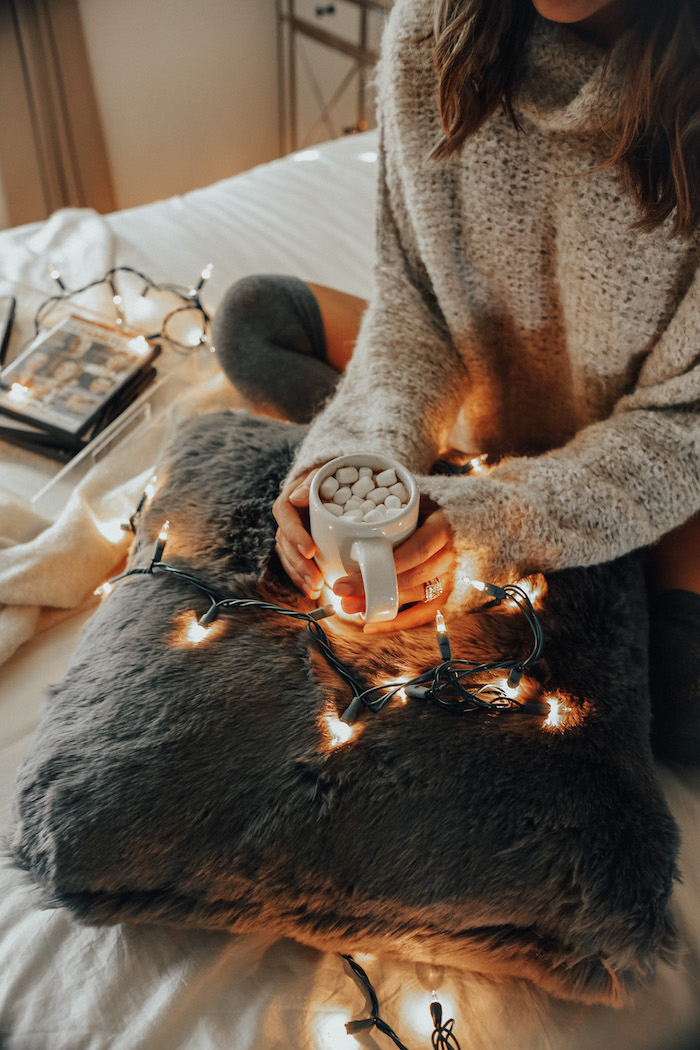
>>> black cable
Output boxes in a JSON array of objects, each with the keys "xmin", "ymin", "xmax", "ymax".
[
  {"xmin": 34, "ymin": 264, "xmax": 212, "ymax": 352},
  {"xmin": 341, "ymin": 954, "xmax": 462, "ymax": 1050},
  {"xmin": 430, "ymin": 1001, "xmax": 461, "ymax": 1050},
  {"xmin": 341, "ymin": 954, "xmax": 412, "ymax": 1049},
  {"xmin": 106, "ymin": 491, "xmax": 548, "ymax": 726}
]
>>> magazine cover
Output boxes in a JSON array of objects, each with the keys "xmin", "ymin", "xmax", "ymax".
[{"xmin": 0, "ymin": 315, "xmax": 158, "ymax": 441}]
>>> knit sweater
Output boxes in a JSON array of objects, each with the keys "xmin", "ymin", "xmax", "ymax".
[{"xmin": 292, "ymin": 0, "xmax": 700, "ymax": 591}]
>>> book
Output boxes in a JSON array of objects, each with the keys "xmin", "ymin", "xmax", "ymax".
[{"xmin": 0, "ymin": 315, "xmax": 159, "ymax": 458}]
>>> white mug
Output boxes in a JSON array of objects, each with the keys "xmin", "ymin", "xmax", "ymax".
[{"xmin": 309, "ymin": 453, "xmax": 420, "ymax": 623}]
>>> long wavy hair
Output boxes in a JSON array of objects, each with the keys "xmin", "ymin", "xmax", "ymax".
[{"xmin": 431, "ymin": 0, "xmax": 700, "ymax": 238}]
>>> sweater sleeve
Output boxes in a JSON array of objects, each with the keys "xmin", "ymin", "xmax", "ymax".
[
  {"xmin": 289, "ymin": 128, "xmax": 470, "ymax": 480},
  {"xmin": 420, "ymin": 262, "xmax": 700, "ymax": 588}
]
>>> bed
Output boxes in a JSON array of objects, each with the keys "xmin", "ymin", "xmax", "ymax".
[{"xmin": 0, "ymin": 130, "xmax": 699, "ymax": 1050}]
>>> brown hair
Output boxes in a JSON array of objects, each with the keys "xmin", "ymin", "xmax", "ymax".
[{"xmin": 431, "ymin": 0, "xmax": 700, "ymax": 238}]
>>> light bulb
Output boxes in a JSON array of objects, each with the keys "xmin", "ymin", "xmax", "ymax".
[
  {"xmin": 324, "ymin": 713, "xmax": 355, "ymax": 748},
  {"xmin": 515, "ymin": 574, "xmax": 547, "ymax": 608},
  {"xmin": 7, "ymin": 382, "xmax": 29, "ymax": 403},
  {"xmin": 493, "ymin": 677, "xmax": 520, "ymax": 699},
  {"xmin": 184, "ymin": 324, "xmax": 204, "ymax": 346},
  {"xmin": 152, "ymin": 519, "xmax": 170, "ymax": 563},
  {"xmin": 127, "ymin": 335, "xmax": 150, "ymax": 357},
  {"xmin": 469, "ymin": 453, "xmax": 489, "ymax": 474},
  {"xmin": 388, "ymin": 674, "xmax": 412, "ymax": 704},
  {"xmin": 130, "ymin": 296, "xmax": 159, "ymax": 324},
  {"xmin": 435, "ymin": 610, "xmax": 451, "ymax": 659},
  {"xmin": 184, "ymin": 618, "xmax": 210, "ymax": 644},
  {"xmin": 544, "ymin": 695, "xmax": 564, "ymax": 728},
  {"xmin": 144, "ymin": 474, "xmax": 158, "ymax": 502}
]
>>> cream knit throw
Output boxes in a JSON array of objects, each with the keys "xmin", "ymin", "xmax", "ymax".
[{"xmin": 292, "ymin": 0, "xmax": 700, "ymax": 592}]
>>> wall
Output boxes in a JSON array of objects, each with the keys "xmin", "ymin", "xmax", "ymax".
[{"xmin": 76, "ymin": 0, "xmax": 280, "ymax": 210}]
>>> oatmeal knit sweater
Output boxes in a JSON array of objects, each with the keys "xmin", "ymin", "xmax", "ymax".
[{"xmin": 292, "ymin": 0, "xmax": 700, "ymax": 588}]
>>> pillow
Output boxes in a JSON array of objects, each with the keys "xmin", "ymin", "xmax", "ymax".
[{"xmin": 10, "ymin": 411, "xmax": 679, "ymax": 1006}]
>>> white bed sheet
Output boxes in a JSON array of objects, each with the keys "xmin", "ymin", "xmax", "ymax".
[{"xmin": 0, "ymin": 130, "xmax": 699, "ymax": 1050}]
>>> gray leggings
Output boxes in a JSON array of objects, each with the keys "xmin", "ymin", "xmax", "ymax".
[{"xmin": 212, "ymin": 274, "xmax": 340, "ymax": 424}]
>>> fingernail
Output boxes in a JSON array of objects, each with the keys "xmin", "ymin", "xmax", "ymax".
[
  {"xmin": 290, "ymin": 488, "xmax": 305, "ymax": 502},
  {"xmin": 298, "ymin": 544, "xmax": 311, "ymax": 559},
  {"xmin": 363, "ymin": 625, "xmax": 379, "ymax": 634},
  {"xmin": 333, "ymin": 582, "xmax": 353, "ymax": 595}
]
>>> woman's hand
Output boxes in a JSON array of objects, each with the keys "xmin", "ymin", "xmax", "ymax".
[
  {"xmin": 272, "ymin": 467, "xmax": 324, "ymax": 598},
  {"xmin": 333, "ymin": 502, "xmax": 455, "ymax": 633}
]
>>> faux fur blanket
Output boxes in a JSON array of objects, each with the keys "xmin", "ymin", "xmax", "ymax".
[{"xmin": 10, "ymin": 411, "xmax": 679, "ymax": 1006}]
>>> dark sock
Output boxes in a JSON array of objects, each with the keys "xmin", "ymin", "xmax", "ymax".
[
  {"xmin": 212, "ymin": 274, "xmax": 340, "ymax": 424},
  {"xmin": 648, "ymin": 589, "xmax": 700, "ymax": 767}
]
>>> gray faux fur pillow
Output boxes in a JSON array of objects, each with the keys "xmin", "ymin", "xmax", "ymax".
[{"xmin": 11, "ymin": 412, "xmax": 679, "ymax": 1006}]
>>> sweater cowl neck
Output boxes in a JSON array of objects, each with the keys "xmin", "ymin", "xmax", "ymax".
[{"xmin": 514, "ymin": 15, "xmax": 626, "ymax": 137}]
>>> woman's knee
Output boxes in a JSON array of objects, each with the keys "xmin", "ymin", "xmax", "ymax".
[
  {"xmin": 210, "ymin": 273, "xmax": 338, "ymax": 423},
  {"xmin": 213, "ymin": 275, "xmax": 301, "ymax": 351}
]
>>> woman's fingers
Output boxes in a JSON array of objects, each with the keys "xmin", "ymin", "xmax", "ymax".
[
  {"xmin": 272, "ymin": 469, "xmax": 318, "ymax": 560},
  {"xmin": 272, "ymin": 466, "xmax": 323, "ymax": 593},
  {"xmin": 333, "ymin": 509, "xmax": 455, "ymax": 615},
  {"xmin": 392, "ymin": 509, "xmax": 453, "ymax": 576},
  {"xmin": 363, "ymin": 595, "xmax": 447, "ymax": 634},
  {"xmin": 336, "ymin": 543, "xmax": 454, "ymax": 612},
  {"xmin": 275, "ymin": 528, "xmax": 323, "ymax": 597}
]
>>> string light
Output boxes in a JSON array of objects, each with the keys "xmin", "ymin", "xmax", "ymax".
[
  {"xmin": 323, "ymin": 712, "xmax": 356, "ymax": 748},
  {"xmin": 48, "ymin": 264, "xmax": 66, "ymax": 290},
  {"xmin": 94, "ymin": 581, "xmax": 114, "ymax": 598},
  {"xmin": 152, "ymin": 519, "xmax": 169, "ymax": 562},
  {"xmin": 144, "ymin": 474, "xmax": 158, "ymax": 502},
  {"xmin": 103, "ymin": 486, "xmax": 551, "ymax": 751},
  {"xmin": 34, "ymin": 264, "xmax": 213, "ymax": 352},
  {"xmin": 7, "ymin": 382, "xmax": 29, "ymax": 403},
  {"xmin": 435, "ymin": 610, "xmax": 452, "ymax": 660},
  {"xmin": 542, "ymin": 691, "xmax": 589, "ymax": 731},
  {"xmin": 127, "ymin": 335, "xmax": 151, "ymax": 357},
  {"xmin": 341, "ymin": 954, "xmax": 461, "ymax": 1049},
  {"xmin": 468, "ymin": 452, "xmax": 489, "ymax": 474},
  {"xmin": 184, "ymin": 617, "xmax": 211, "ymax": 645},
  {"xmin": 545, "ymin": 695, "xmax": 563, "ymax": 728},
  {"xmin": 513, "ymin": 573, "xmax": 547, "ymax": 609}
]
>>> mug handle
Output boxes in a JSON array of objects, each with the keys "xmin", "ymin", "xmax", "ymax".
[{"xmin": 350, "ymin": 538, "xmax": 399, "ymax": 623}]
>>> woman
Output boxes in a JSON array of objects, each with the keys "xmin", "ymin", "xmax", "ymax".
[{"xmin": 213, "ymin": 0, "xmax": 700, "ymax": 761}]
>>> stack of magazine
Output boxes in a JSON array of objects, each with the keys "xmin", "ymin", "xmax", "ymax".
[{"xmin": 0, "ymin": 316, "xmax": 159, "ymax": 461}]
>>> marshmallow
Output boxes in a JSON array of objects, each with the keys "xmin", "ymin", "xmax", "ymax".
[
  {"xmin": 320, "ymin": 475, "xmax": 340, "ymax": 499},
  {"xmin": 359, "ymin": 499, "xmax": 376, "ymax": 515},
  {"xmin": 384, "ymin": 494, "xmax": 402, "ymax": 509},
  {"xmin": 336, "ymin": 466, "xmax": 359, "ymax": 485},
  {"xmin": 324, "ymin": 502, "xmax": 343, "ymax": 517},
  {"xmin": 364, "ymin": 506, "xmax": 387, "ymax": 523},
  {"xmin": 376, "ymin": 468, "xmax": 398, "ymax": 488},
  {"xmin": 333, "ymin": 486, "xmax": 352, "ymax": 505},
  {"xmin": 359, "ymin": 466, "xmax": 374, "ymax": 478},
  {"xmin": 351, "ymin": 476, "xmax": 375, "ymax": 499},
  {"xmin": 343, "ymin": 497, "xmax": 364, "ymax": 513},
  {"xmin": 389, "ymin": 482, "xmax": 408, "ymax": 502},
  {"xmin": 368, "ymin": 486, "xmax": 390, "ymax": 505},
  {"xmin": 343, "ymin": 510, "xmax": 363, "ymax": 522}
]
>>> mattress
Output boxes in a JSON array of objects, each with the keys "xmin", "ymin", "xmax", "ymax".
[{"xmin": 0, "ymin": 130, "xmax": 699, "ymax": 1050}]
